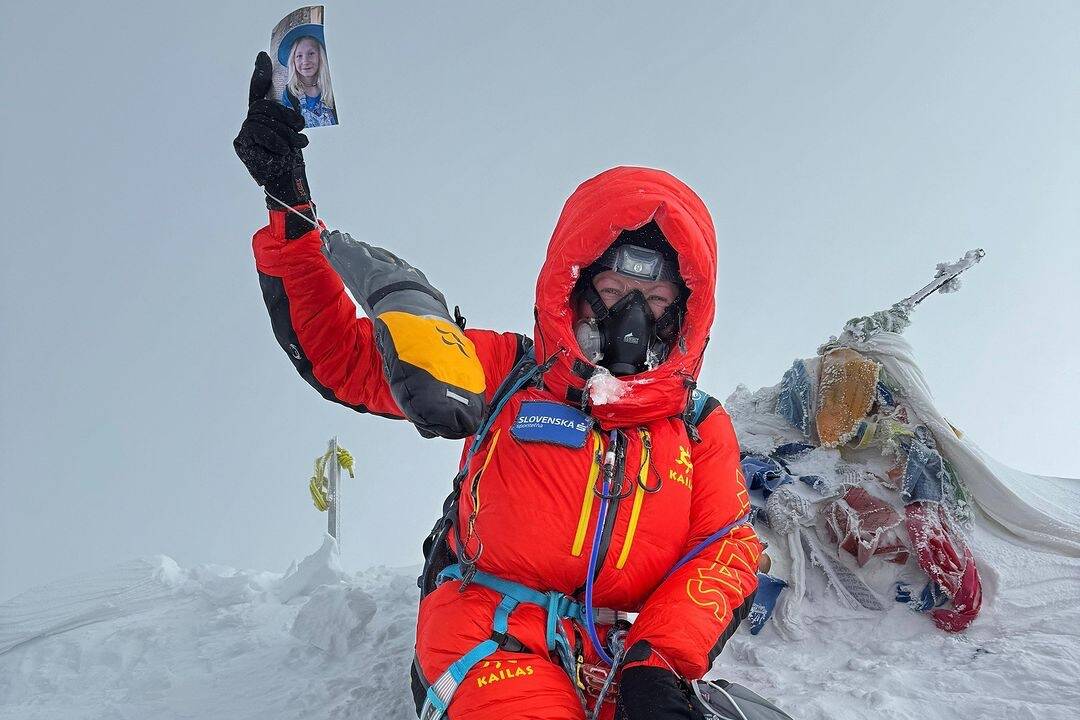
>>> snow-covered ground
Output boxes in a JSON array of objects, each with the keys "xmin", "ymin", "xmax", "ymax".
[
  {"xmin": 716, "ymin": 511, "xmax": 1080, "ymax": 720},
  {"xmin": 0, "ymin": 538, "xmax": 420, "ymax": 720},
  {"xmin": 3, "ymin": 335, "xmax": 1079, "ymax": 720},
  {"xmin": 2, "ymin": 510, "xmax": 1077, "ymax": 720}
]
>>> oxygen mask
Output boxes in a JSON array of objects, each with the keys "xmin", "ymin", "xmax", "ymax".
[{"xmin": 574, "ymin": 290, "xmax": 660, "ymax": 376}]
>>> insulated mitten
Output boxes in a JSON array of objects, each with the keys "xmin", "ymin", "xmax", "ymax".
[
  {"xmin": 616, "ymin": 642, "xmax": 700, "ymax": 720},
  {"xmin": 617, "ymin": 667, "xmax": 699, "ymax": 720},
  {"xmin": 321, "ymin": 232, "xmax": 486, "ymax": 439},
  {"xmin": 233, "ymin": 52, "xmax": 312, "ymax": 208}
]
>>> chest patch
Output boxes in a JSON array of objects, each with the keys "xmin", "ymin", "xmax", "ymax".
[{"xmin": 510, "ymin": 401, "xmax": 593, "ymax": 448}]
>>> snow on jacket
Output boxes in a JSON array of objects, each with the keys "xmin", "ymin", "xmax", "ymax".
[{"xmin": 251, "ymin": 166, "xmax": 761, "ymax": 681}]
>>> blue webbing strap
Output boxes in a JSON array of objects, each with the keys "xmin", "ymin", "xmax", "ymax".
[
  {"xmin": 437, "ymin": 564, "xmax": 586, "ymax": 627},
  {"xmin": 465, "ymin": 349, "xmax": 538, "ymax": 461},
  {"xmin": 421, "ymin": 564, "xmax": 586, "ymax": 720},
  {"xmin": 689, "ymin": 388, "xmax": 710, "ymax": 424},
  {"xmin": 421, "ymin": 594, "xmax": 518, "ymax": 720}
]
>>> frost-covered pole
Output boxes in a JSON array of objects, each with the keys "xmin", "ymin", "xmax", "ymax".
[
  {"xmin": 838, "ymin": 249, "xmax": 985, "ymax": 343},
  {"xmin": 327, "ymin": 436, "xmax": 340, "ymax": 541}
]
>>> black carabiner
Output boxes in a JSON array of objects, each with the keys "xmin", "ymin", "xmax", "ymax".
[{"xmin": 637, "ymin": 430, "xmax": 663, "ymax": 493}]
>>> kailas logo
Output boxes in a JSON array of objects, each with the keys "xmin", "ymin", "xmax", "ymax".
[
  {"xmin": 622, "ymin": 332, "xmax": 640, "ymax": 345},
  {"xmin": 669, "ymin": 445, "xmax": 693, "ymax": 490},
  {"xmin": 676, "ymin": 446, "xmax": 693, "ymax": 473},
  {"xmin": 436, "ymin": 326, "xmax": 468, "ymax": 356},
  {"xmin": 476, "ymin": 659, "xmax": 535, "ymax": 688}
]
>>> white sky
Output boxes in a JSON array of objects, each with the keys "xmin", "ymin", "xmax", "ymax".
[{"xmin": 2, "ymin": 1, "xmax": 1078, "ymax": 599}]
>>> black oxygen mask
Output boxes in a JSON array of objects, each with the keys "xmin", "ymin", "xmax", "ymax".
[
  {"xmin": 574, "ymin": 289, "xmax": 658, "ymax": 376},
  {"xmin": 602, "ymin": 290, "xmax": 656, "ymax": 376},
  {"xmin": 573, "ymin": 230, "xmax": 685, "ymax": 377}
]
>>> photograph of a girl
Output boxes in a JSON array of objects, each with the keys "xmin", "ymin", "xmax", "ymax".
[{"xmin": 273, "ymin": 7, "xmax": 337, "ymax": 128}]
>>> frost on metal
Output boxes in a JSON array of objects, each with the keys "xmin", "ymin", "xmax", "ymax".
[{"xmin": 839, "ymin": 249, "xmax": 985, "ymax": 344}]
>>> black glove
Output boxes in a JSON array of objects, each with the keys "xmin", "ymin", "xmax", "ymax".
[
  {"xmin": 616, "ymin": 643, "xmax": 702, "ymax": 720},
  {"xmin": 233, "ymin": 52, "xmax": 312, "ymax": 208}
]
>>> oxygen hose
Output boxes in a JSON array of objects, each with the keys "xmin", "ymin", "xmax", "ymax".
[
  {"xmin": 584, "ymin": 429, "xmax": 620, "ymax": 666},
  {"xmin": 584, "ymin": 426, "xmax": 751, "ymax": 662}
]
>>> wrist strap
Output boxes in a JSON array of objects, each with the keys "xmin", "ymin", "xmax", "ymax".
[{"xmin": 266, "ymin": 194, "xmax": 319, "ymax": 239}]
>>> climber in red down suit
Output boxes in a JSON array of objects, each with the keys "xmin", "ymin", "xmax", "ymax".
[{"xmin": 234, "ymin": 53, "xmax": 760, "ymax": 720}]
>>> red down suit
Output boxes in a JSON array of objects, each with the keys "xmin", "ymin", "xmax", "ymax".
[{"xmin": 252, "ymin": 167, "xmax": 761, "ymax": 719}]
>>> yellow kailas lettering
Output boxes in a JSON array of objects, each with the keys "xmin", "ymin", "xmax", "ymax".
[
  {"xmin": 669, "ymin": 469, "xmax": 692, "ymax": 490},
  {"xmin": 475, "ymin": 664, "xmax": 536, "ymax": 690}
]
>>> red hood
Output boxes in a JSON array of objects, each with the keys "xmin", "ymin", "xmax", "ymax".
[{"xmin": 534, "ymin": 166, "xmax": 717, "ymax": 427}]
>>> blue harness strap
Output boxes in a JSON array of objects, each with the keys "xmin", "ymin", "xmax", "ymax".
[{"xmin": 420, "ymin": 564, "xmax": 587, "ymax": 720}]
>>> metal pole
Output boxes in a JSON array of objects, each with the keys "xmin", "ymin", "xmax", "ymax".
[{"xmin": 327, "ymin": 436, "xmax": 340, "ymax": 541}]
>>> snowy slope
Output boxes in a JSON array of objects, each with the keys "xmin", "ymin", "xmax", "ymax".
[
  {"xmin": 3, "ymin": 511, "xmax": 1078, "ymax": 720},
  {"xmin": 714, "ymin": 512, "xmax": 1080, "ymax": 720},
  {"xmin": 4, "ymin": 474, "xmax": 1079, "ymax": 720},
  {"xmin": 0, "ymin": 539, "xmax": 420, "ymax": 720}
]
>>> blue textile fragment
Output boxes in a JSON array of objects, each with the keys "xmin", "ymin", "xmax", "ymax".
[
  {"xmin": 741, "ymin": 456, "xmax": 795, "ymax": 498},
  {"xmin": 900, "ymin": 435, "xmax": 946, "ymax": 504},
  {"xmin": 749, "ymin": 503, "xmax": 769, "ymax": 527},
  {"xmin": 896, "ymin": 581, "xmax": 949, "ymax": 612},
  {"xmin": 798, "ymin": 474, "xmax": 829, "ymax": 494},
  {"xmin": 749, "ymin": 573, "xmax": 788, "ymax": 634},
  {"xmin": 777, "ymin": 360, "xmax": 814, "ymax": 437},
  {"xmin": 876, "ymin": 380, "xmax": 896, "ymax": 408},
  {"xmin": 774, "ymin": 442, "xmax": 815, "ymax": 459}
]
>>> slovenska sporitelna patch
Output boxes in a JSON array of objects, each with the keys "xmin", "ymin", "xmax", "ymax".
[{"xmin": 510, "ymin": 401, "xmax": 592, "ymax": 448}]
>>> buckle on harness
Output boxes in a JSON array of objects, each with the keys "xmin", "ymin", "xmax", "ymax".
[{"xmin": 490, "ymin": 630, "xmax": 526, "ymax": 653}]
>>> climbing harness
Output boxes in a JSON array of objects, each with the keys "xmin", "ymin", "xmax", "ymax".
[
  {"xmin": 414, "ymin": 352, "xmax": 753, "ymax": 720},
  {"xmin": 419, "ymin": 563, "xmax": 589, "ymax": 720}
]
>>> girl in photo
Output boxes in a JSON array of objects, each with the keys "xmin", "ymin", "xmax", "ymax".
[{"xmin": 278, "ymin": 27, "xmax": 337, "ymax": 127}]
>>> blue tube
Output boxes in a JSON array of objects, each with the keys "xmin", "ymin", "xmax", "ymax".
[
  {"xmin": 584, "ymin": 491, "xmax": 613, "ymax": 665},
  {"xmin": 583, "ymin": 429, "xmax": 620, "ymax": 666},
  {"xmin": 665, "ymin": 512, "xmax": 751, "ymax": 579}
]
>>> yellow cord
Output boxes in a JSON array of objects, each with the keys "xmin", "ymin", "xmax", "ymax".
[{"xmin": 308, "ymin": 443, "xmax": 355, "ymax": 511}]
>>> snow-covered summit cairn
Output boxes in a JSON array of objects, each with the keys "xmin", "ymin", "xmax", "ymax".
[{"xmin": 730, "ymin": 250, "xmax": 994, "ymax": 636}]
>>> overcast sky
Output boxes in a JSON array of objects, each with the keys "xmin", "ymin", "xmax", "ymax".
[{"xmin": 2, "ymin": 1, "xmax": 1078, "ymax": 599}]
